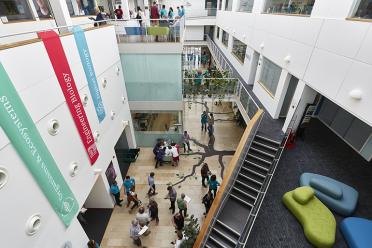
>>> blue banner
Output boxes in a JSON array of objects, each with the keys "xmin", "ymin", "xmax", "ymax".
[{"xmin": 72, "ymin": 26, "xmax": 106, "ymax": 123}]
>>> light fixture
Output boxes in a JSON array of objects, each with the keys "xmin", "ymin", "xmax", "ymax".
[
  {"xmin": 122, "ymin": 120, "xmax": 129, "ymax": 128},
  {"xmin": 116, "ymin": 66, "xmax": 120, "ymax": 75},
  {"xmin": 70, "ymin": 162, "xmax": 78, "ymax": 177},
  {"xmin": 48, "ymin": 119, "xmax": 60, "ymax": 136},
  {"xmin": 110, "ymin": 110, "xmax": 116, "ymax": 120},
  {"xmin": 102, "ymin": 78, "xmax": 107, "ymax": 88},
  {"xmin": 260, "ymin": 43, "xmax": 264, "ymax": 50},
  {"xmin": 349, "ymin": 89, "xmax": 362, "ymax": 100},
  {"xmin": 93, "ymin": 131, "xmax": 100, "ymax": 143},
  {"xmin": 82, "ymin": 94, "xmax": 89, "ymax": 106},
  {"xmin": 25, "ymin": 214, "xmax": 41, "ymax": 236},
  {"xmin": 94, "ymin": 168, "xmax": 102, "ymax": 174},
  {"xmin": 284, "ymin": 55, "xmax": 291, "ymax": 63},
  {"xmin": 0, "ymin": 167, "xmax": 9, "ymax": 189},
  {"xmin": 121, "ymin": 96, "xmax": 126, "ymax": 104}
]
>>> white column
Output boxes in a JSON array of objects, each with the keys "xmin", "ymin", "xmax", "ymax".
[
  {"xmin": 48, "ymin": 0, "xmax": 73, "ymax": 33},
  {"xmin": 27, "ymin": 0, "xmax": 40, "ymax": 21},
  {"xmin": 121, "ymin": 0, "xmax": 131, "ymax": 20}
]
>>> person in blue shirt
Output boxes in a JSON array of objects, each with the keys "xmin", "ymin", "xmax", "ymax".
[
  {"xmin": 110, "ymin": 180, "xmax": 123, "ymax": 206},
  {"xmin": 177, "ymin": 6, "xmax": 182, "ymax": 17},
  {"xmin": 208, "ymin": 174, "xmax": 220, "ymax": 198},
  {"xmin": 168, "ymin": 7, "xmax": 174, "ymax": 24},
  {"xmin": 160, "ymin": 5, "xmax": 167, "ymax": 18},
  {"xmin": 180, "ymin": 5, "xmax": 185, "ymax": 17},
  {"xmin": 123, "ymin": 176, "xmax": 134, "ymax": 196}
]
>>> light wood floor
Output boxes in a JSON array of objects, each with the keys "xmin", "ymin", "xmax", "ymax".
[{"xmin": 100, "ymin": 102, "xmax": 244, "ymax": 248}]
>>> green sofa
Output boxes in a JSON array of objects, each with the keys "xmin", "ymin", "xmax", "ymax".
[
  {"xmin": 283, "ymin": 186, "xmax": 336, "ymax": 248},
  {"xmin": 147, "ymin": 26, "xmax": 169, "ymax": 36}
]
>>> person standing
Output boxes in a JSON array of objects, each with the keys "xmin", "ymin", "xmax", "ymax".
[
  {"xmin": 160, "ymin": 5, "xmax": 167, "ymax": 18},
  {"xmin": 200, "ymin": 163, "xmax": 210, "ymax": 187},
  {"xmin": 201, "ymin": 111, "xmax": 208, "ymax": 132},
  {"xmin": 208, "ymin": 174, "xmax": 220, "ymax": 198},
  {"xmin": 177, "ymin": 193, "xmax": 188, "ymax": 217},
  {"xmin": 202, "ymin": 190, "xmax": 214, "ymax": 215},
  {"xmin": 155, "ymin": 146, "xmax": 165, "ymax": 168},
  {"xmin": 207, "ymin": 113, "xmax": 215, "ymax": 136},
  {"xmin": 172, "ymin": 213, "xmax": 184, "ymax": 232},
  {"xmin": 168, "ymin": 7, "xmax": 174, "ymax": 23},
  {"xmin": 127, "ymin": 187, "xmax": 140, "ymax": 211},
  {"xmin": 130, "ymin": 220, "xmax": 142, "ymax": 247},
  {"xmin": 150, "ymin": 1, "xmax": 160, "ymax": 23},
  {"xmin": 170, "ymin": 145, "xmax": 179, "ymax": 167},
  {"xmin": 177, "ymin": 6, "xmax": 181, "ymax": 17},
  {"xmin": 180, "ymin": 5, "xmax": 185, "ymax": 17},
  {"xmin": 182, "ymin": 131, "xmax": 192, "ymax": 153},
  {"xmin": 148, "ymin": 198, "xmax": 159, "ymax": 225},
  {"xmin": 110, "ymin": 180, "xmax": 123, "ymax": 206},
  {"xmin": 136, "ymin": 6, "xmax": 144, "ymax": 26},
  {"xmin": 147, "ymin": 172, "xmax": 157, "ymax": 196},
  {"xmin": 114, "ymin": 5, "xmax": 123, "ymax": 19},
  {"xmin": 136, "ymin": 206, "xmax": 151, "ymax": 230},
  {"xmin": 165, "ymin": 185, "xmax": 177, "ymax": 214},
  {"xmin": 123, "ymin": 176, "xmax": 134, "ymax": 199},
  {"xmin": 171, "ymin": 231, "xmax": 185, "ymax": 247}
]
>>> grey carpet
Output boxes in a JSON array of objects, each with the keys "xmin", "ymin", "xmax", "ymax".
[{"xmin": 245, "ymin": 118, "xmax": 372, "ymax": 248}]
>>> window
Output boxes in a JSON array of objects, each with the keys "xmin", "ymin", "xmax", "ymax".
[
  {"xmin": 232, "ymin": 37, "xmax": 247, "ymax": 63},
  {"xmin": 218, "ymin": 0, "xmax": 222, "ymax": 10},
  {"xmin": 222, "ymin": 30, "xmax": 229, "ymax": 47},
  {"xmin": 66, "ymin": 0, "xmax": 97, "ymax": 16},
  {"xmin": 216, "ymin": 27, "xmax": 220, "ymax": 39},
  {"xmin": 238, "ymin": 0, "xmax": 254, "ymax": 12},
  {"xmin": 0, "ymin": 0, "xmax": 34, "ymax": 21},
  {"xmin": 259, "ymin": 57, "xmax": 282, "ymax": 96},
  {"xmin": 353, "ymin": 0, "xmax": 372, "ymax": 19},
  {"xmin": 264, "ymin": 0, "xmax": 315, "ymax": 15},
  {"xmin": 225, "ymin": 0, "xmax": 232, "ymax": 11},
  {"xmin": 32, "ymin": 0, "xmax": 52, "ymax": 19}
]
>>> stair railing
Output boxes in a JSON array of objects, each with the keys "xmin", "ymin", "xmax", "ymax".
[{"xmin": 193, "ymin": 109, "xmax": 264, "ymax": 248}]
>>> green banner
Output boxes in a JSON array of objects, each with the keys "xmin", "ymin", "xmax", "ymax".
[{"xmin": 0, "ymin": 63, "xmax": 79, "ymax": 226}]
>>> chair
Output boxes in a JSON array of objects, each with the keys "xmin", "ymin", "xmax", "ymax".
[
  {"xmin": 300, "ymin": 173, "xmax": 358, "ymax": 216},
  {"xmin": 283, "ymin": 186, "xmax": 336, "ymax": 248},
  {"xmin": 340, "ymin": 217, "xmax": 372, "ymax": 248}
]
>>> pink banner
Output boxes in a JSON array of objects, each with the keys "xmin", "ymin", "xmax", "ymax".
[{"xmin": 38, "ymin": 31, "xmax": 99, "ymax": 165}]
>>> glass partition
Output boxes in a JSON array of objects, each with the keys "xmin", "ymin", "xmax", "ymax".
[
  {"xmin": 232, "ymin": 37, "xmax": 247, "ymax": 63},
  {"xmin": 66, "ymin": 0, "xmax": 97, "ymax": 16},
  {"xmin": 32, "ymin": 0, "xmax": 52, "ymax": 19},
  {"xmin": 238, "ymin": 0, "xmax": 254, "ymax": 12},
  {"xmin": 264, "ymin": 0, "xmax": 315, "ymax": 15},
  {"xmin": 353, "ymin": 0, "xmax": 372, "ymax": 19},
  {"xmin": 225, "ymin": 0, "xmax": 233, "ymax": 11},
  {"xmin": 222, "ymin": 30, "xmax": 229, "ymax": 47},
  {"xmin": 0, "ymin": 0, "xmax": 34, "ymax": 21},
  {"xmin": 259, "ymin": 57, "xmax": 282, "ymax": 96}
]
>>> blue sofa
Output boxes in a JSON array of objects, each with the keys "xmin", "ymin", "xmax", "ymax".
[
  {"xmin": 341, "ymin": 217, "xmax": 372, "ymax": 248},
  {"xmin": 300, "ymin": 173, "xmax": 358, "ymax": 216}
]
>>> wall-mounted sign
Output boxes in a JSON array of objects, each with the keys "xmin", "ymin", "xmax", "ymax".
[
  {"xmin": 0, "ymin": 63, "xmax": 79, "ymax": 226},
  {"xmin": 38, "ymin": 31, "xmax": 99, "ymax": 165},
  {"xmin": 73, "ymin": 26, "xmax": 106, "ymax": 123}
]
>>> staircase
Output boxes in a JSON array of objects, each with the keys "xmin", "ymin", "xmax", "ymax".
[{"xmin": 204, "ymin": 133, "xmax": 280, "ymax": 248}]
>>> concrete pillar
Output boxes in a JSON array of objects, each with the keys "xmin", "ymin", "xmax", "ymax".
[
  {"xmin": 48, "ymin": 0, "xmax": 72, "ymax": 33},
  {"xmin": 121, "ymin": 0, "xmax": 131, "ymax": 20}
]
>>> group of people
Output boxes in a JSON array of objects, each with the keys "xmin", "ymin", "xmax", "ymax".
[
  {"xmin": 150, "ymin": 2, "xmax": 185, "ymax": 21},
  {"xmin": 201, "ymin": 111, "xmax": 215, "ymax": 136}
]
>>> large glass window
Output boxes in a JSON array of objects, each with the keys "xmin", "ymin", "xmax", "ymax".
[
  {"xmin": 353, "ymin": 0, "xmax": 372, "ymax": 19},
  {"xmin": 132, "ymin": 112, "xmax": 181, "ymax": 132},
  {"xmin": 225, "ymin": 0, "xmax": 232, "ymax": 11},
  {"xmin": 66, "ymin": 0, "xmax": 97, "ymax": 16},
  {"xmin": 218, "ymin": 0, "xmax": 222, "ymax": 10},
  {"xmin": 264, "ymin": 0, "xmax": 315, "ymax": 15},
  {"xmin": 259, "ymin": 57, "xmax": 282, "ymax": 96},
  {"xmin": 0, "ymin": 0, "xmax": 34, "ymax": 21},
  {"xmin": 32, "ymin": 0, "xmax": 52, "ymax": 19},
  {"xmin": 238, "ymin": 0, "xmax": 254, "ymax": 12},
  {"xmin": 232, "ymin": 37, "xmax": 247, "ymax": 63},
  {"xmin": 216, "ymin": 27, "xmax": 220, "ymax": 39},
  {"xmin": 222, "ymin": 30, "xmax": 229, "ymax": 47}
]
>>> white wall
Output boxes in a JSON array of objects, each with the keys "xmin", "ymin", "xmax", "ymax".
[
  {"xmin": 0, "ymin": 25, "xmax": 135, "ymax": 247},
  {"xmin": 214, "ymin": 1, "xmax": 372, "ymax": 126},
  {"xmin": 185, "ymin": 26, "xmax": 205, "ymax": 40},
  {"xmin": 85, "ymin": 174, "xmax": 115, "ymax": 208}
]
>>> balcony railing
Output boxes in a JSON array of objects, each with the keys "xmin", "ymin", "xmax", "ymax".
[
  {"xmin": 183, "ymin": 78, "xmax": 238, "ymax": 98},
  {"xmin": 108, "ymin": 17, "xmax": 185, "ymax": 43},
  {"xmin": 186, "ymin": 8, "xmax": 218, "ymax": 18}
]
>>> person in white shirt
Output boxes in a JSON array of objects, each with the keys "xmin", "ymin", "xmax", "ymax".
[
  {"xmin": 169, "ymin": 145, "xmax": 179, "ymax": 166},
  {"xmin": 135, "ymin": 206, "xmax": 151, "ymax": 235}
]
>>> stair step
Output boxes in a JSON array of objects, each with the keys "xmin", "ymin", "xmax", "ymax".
[
  {"xmin": 209, "ymin": 235, "xmax": 229, "ymax": 248},
  {"xmin": 250, "ymin": 146, "xmax": 276, "ymax": 159},
  {"xmin": 233, "ymin": 186, "xmax": 257, "ymax": 201},
  {"xmin": 230, "ymin": 193, "xmax": 253, "ymax": 208},
  {"xmin": 247, "ymin": 153, "xmax": 272, "ymax": 165},
  {"xmin": 252, "ymin": 140, "xmax": 278, "ymax": 152},
  {"xmin": 212, "ymin": 227, "xmax": 238, "ymax": 245},
  {"xmin": 235, "ymin": 179, "xmax": 260, "ymax": 193},
  {"xmin": 238, "ymin": 172, "xmax": 263, "ymax": 186},
  {"xmin": 241, "ymin": 166, "xmax": 266, "ymax": 179},
  {"xmin": 244, "ymin": 160, "xmax": 269, "ymax": 172},
  {"xmin": 215, "ymin": 219, "xmax": 240, "ymax": 237},
  {"xmin": 255, "ymin": 134, "xmax": 281, "ymax": 146}
]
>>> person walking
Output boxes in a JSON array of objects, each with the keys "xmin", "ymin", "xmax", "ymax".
[
  {"xmin": 172, "ymin": 213, "xmax": 184, "ymax": 232},
  {"xmin": 147, "ymin": 172, "xmax": 157, "ymax": 196},
  {"xmin": 165, "ymin": 185, "xmax": 177, "ymax": 214},
  {"xmin": 207, "ymin": 113, "xmax": 215, "ymax": 136},
  {"xmin": 182, "ymin": 131, "xmax": 192, "ymax": 153},
  {"xmin": 200, "ymin": 163, "xmax": 210, "ymax": 187},
  {"xmin": 110, "ymin": 180, "xmax": 123, "ymax": 206},
  {"xmin": 127, "ymin": 186, "xmax": 140, "ymax": 212},
  {"xmin": 123, "ymin": 176, "xmax": 134, "ymax": 203},
  {"xmin": 130, "ymin": 220, "xmax": 142, "ymax": 246},
  {"xmin": 114, "ymin": 5, "xmax": 123, "ymax": 19},
  {"xmin": 208, "ymin": 174, "xmax": 220, "ymax": 198},
  {"xmin": 170, "ymin": 145, "xmax": 179, "ymax": 167},
  {"xmin": 148, "ymin": 198, "xmax": 159, "ymax": 225},
  {"xmin": 201, "ymin": 111, "xmax": 208, "ymax": 132},
  {"xmin": 202, "ymin": 190, "xmax": 214, "ymax": 215},
  {"xmin": 177, "ymin": 193, "xmax": 188, "ymax": 217},
  {"xmin": 136, "ymin": 206, "xmax": 151, "ymax": 235}
]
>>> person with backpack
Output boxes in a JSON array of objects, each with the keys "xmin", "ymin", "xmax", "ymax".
[{"xmin": 177, "ymin": 193, "xmax": 188, "ymax": 217}]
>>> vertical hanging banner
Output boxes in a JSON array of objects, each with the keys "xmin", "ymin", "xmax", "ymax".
[
  {"xmin": 38, "ymin": 31, "xmax": 99, "ymax": 165},
  {"xmin": 0, "ymin": 63, "xmax": 79, "ymax": 226},
  {"xmin": 72, "ymin": 26, "xmax": 106, "ymax": 123}
]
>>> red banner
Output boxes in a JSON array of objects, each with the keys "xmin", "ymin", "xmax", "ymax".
[{"xmin": 38, "ymin": 31, "xmax": 99, "ymax": 165}]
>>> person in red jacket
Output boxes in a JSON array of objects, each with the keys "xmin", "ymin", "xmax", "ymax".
[
  {"xmin": 115, "ymin": 5, "xmax": 123, "ymax": 19},
  {"xmin": 150, "ymin": 1, "xmax": 160, "ymax": 24}
]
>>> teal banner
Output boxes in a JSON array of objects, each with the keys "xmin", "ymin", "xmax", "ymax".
[
  {"xmin": 0, "ymin": 63, "xmax": 79, "ymax": 226},
  {"xmin": 72, "ymin": 26, "xmax": 106, "ymax": 123}
]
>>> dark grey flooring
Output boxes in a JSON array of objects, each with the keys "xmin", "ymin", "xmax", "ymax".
[
  {"xmin": 78, "ymin": 208, "xmax": 113, "ymax": 244},
  {"xmin": 245, "ymin": 118, "xmax": 372, "ymax": 248}
]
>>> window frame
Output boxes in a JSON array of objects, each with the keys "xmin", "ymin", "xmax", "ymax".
[
  {"xmin": 348, "ymin": 0, "xmax": 372, "ymax": 22},
  {"xmin": 225, "ymin": 0, "xmax": 232, "ymax": 11},
  {"xmin": 231, "ymin": 37, "xmax": 247, "ymax": 63},
  {"xmin": 263, "ymin": 0, "xmax": 315, "ymax": 16},
  {"xmin": 238, "ymin": 0, "xmax": 255, "ymax": 13},
  {"xmin": 221, "ymin": 30, "xmax": 229, "ymax": 47},
  {"xmin": 0, "ymin": 0, "xmax": 35, "ymax": 22},
  {"xmin": 258, "ymin": 57, "xmax": 282, "ymax": 97}
]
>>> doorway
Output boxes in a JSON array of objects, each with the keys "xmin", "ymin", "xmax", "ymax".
[
  {"xmin": 279, "ymin": 75, "xmax": 299, "ymax": 118},
  {"xmin": 247, "ymin": 51, "xmax": 259, "ymax": 85},
  {"xmin": 114, "ymin": 129, "xmax": 131, "ymax": 179}
]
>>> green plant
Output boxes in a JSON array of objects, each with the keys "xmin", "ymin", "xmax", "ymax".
[{"xmin": 180, "ymin": 214, "xmax": 200, "ymax": 248}]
